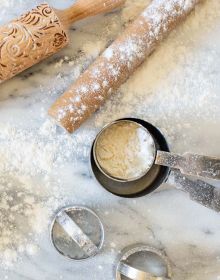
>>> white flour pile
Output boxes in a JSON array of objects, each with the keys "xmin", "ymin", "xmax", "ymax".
[
  {"xmin": 0, "ymin": 119, "xmax": 96, "ymax": 267},
  {"xmin": 95, "ymin": 121, "xmax": 155, "ymax": 180},
  {"xmin": 0, "ymin": 175, "xmax": 59, "ymax": 266}
]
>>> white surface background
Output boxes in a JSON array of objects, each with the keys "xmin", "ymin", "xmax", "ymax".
[{"xmin": 0, "ymin": 0, "xmax": 220, "ymax": 279}]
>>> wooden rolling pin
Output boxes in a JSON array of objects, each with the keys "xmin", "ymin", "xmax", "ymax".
[
  {"xmin": 49, "ymin": 0, "xmax": 202, "ymax": 133},
  {"xmin": 0, "ymin": 0, "xmax": 125, "ymax": 83}
]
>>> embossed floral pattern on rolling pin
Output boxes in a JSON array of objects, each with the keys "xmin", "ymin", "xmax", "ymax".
[{"xmin": 0, "ymin": 3, "xmax": 68, "ymax": 83}]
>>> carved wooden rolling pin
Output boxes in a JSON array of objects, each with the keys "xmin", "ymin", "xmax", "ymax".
[
  {"xmin": 0, "ymin": 0, "xmax": 125, "ymax": 83},
  {"xmin": 49, "ymin": 0, "xmax": 202, "ymax": 133}
]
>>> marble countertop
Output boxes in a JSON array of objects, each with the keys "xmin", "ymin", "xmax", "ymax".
[{"xmin": 0, "ymin": 0, "xmax": 220, "ymax": 279}]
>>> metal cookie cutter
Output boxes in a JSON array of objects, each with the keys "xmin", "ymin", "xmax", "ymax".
[
  {"xmin": 91, "ymin": 118, "xmax": 220, "ymax": 212},
  {"xmin": 116, "ymin": 245, "xmax": 172, "ymax": 280},
  {"xmin": 51, "ymin": 206, "xmax": 104, "ymax": 260}
]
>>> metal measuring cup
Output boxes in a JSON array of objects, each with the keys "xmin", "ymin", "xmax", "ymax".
[{"xmin": 91, "ymin": 118, "xmax": 220, "ymax": 212}]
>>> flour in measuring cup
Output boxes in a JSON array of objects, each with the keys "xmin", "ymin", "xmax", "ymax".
[{"xmin": 95, "ymin": 121, "xmax": 155, "ymax": 180}]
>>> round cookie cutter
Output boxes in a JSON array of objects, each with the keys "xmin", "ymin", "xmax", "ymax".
[
  {"xmin": 50, "ymin": 206, "xmax": 104, "ymax": 261},
  {"xmin": 116, "ymin": 245, "xmax": 172, "ymax": 280},
  {"xmin": 91, "ymin": 118, "xmax": 220, "ymax": 211}
]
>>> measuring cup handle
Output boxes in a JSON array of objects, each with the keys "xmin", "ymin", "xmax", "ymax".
[
  {"xmin": 155, "ymin": 151, "xmax": 220, "ymax": 180},
  {"xmin": 118, "ymin": 262, "xmax": 170, "ymax": 280},
  {"xmin": 169, "ymin": 171, "xmax": 220, "ymax": 212}
]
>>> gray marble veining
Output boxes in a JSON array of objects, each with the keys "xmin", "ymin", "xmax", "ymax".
[{"xmin": 0, "ymin": 1, "xmax": 220, "ymax": 280}]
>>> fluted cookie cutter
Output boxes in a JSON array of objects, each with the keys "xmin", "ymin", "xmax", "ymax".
[
  {"xmin": 116, "ymin": 245, "xmax": 172, "ymax": 280},
  {"xmin": 51, "ymin": 206, "xmax": 104, "ymax": 260},
  {"xmin": 91, "ymin": 118, "xmax": 220, "ymax": 212}
]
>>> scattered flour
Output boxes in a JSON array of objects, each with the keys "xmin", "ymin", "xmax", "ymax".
[
  {"xmin": 122, "ymin": 0, "xmax": 150, "ymax": 23},
  {"xmin": 0, "ymin": 174, "xmax": 60, "ymax": 266},
  {"xmin": 95, "ymin": 0, "xmax": 220, "ymax": 154},
  {"xmin": 53, "ymin": 0, "xmax": 202, "ymax": 130},
  {"xmin": 82, "ymin": 40, "xmax": 106, "ymax": 59},
  {"xmin": 0, "ymin": 119, "xmax": 95, "ymax": 267},
  {"xmin": 0, "ymin": 0, "xmax": 219, "ymax": 274},
  {"xmin": 95, "ymin": 121, "xmax": 155, "ymax": 180}
]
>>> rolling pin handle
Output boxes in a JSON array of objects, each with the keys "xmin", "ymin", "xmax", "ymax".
[{"xmin": 58, "ymin": 0, "xmax": 125, "ymax": 26}]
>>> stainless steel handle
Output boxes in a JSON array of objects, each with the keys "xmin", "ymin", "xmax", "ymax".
[
  {"xmin": 155, "ymin": 151, "xmax": 220, "ymax": 180},
  {"xmin": 169, "ymin": 171, "xmax": 220, "ymax": 212},
  {"xmin": 56, "ymin": 211, "xmax": 99, "ymax": 257},
  {"xmin": 118, "ymin": 262, "xmax": 169, "ymax": 280}
]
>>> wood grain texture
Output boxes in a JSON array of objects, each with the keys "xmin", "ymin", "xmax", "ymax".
[
  {"xmin": 0, "ymin": 1, "xmax": 125, "ymax": 83},
  {"xmin": 0, "ymin": 3, "xmax": 68, "ymax": 83},
  {"xmin": 56, "ymin": 0, "xmax": 126, "ymax": 27},
  {"xmin": 49, "ymin": 0, "xmax": 202, "ymax": 133}
]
